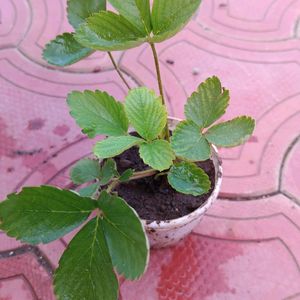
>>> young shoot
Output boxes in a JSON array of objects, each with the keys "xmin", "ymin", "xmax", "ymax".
[{"xmin": 0, "ymin": 1, "xmax": 255, "ymax": 300}]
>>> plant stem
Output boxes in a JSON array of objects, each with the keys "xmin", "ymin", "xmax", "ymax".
[
  {"xmin": 149, "ymin": 42, "xmax": 170, "ymax": 142},
  {"xmin": 106, "ymin": 180, "xmax": 120, "ymax": 194},
  {"xmin": 108, "ymin": 52, "xmax": 131, "ymax": 90},
  {"xmin": 107, "ymin": 169, "xmax": 157, "ymax": 193},
  {"xmin": 130, "ymin": 169, "xmax": 158, "ymax": 180}
]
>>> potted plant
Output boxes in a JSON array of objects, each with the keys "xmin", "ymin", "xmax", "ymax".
[{"xmin": 0, "ymin": 1, "xmax": 255, "ymax": 299}]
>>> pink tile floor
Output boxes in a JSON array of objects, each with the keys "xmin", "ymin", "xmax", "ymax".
[{"xmin": 1, "ymin": 0, "xmax": 300, "ymax": 299}]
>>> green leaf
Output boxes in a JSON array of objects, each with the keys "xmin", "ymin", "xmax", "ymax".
[
  {"xmin": 70, "ymin": 158, "xmax": 101, "ymax": 184},
  {"xmin": 171, "ymin": 120, "xmax": 211, "ymax": 161},
  {"xmin": 98, "ymin": 191, "xmax": 149, "ymax": 280},
  {"xmin": 205, "ymin": 116, "xmax": 255, "ymax": 147},
  {"xmin": 125, "ymin": 88, "xmax": 167, "ymax": 141},
  {"xmin": 99, "ymin": 159, "xmax": 118, "ymax": 185},
  {"xmin": 44, "ymin": 0, "xmax": 106, "ymax": 67},
  {"xmin": 168, "ymin": 162, "xmax": 211, "ymax": 196},
  {"xmin": 54, "ymin": 217, "xmax": 118, "ymax": 300},
  {"xmin": 67, "ymin": 90, "xmax": 129, "ymax": 138},
  {"xmin": 185, "ymin": 76, "xmax": 230, "ymax": 128},
  {"xmin": 139, "ymin": 140, "xmax": 175, "ymax": 171},
  {"xmin": 151, "ymin": 0, "xmax": 201, "ymax": 42},
  {"xmin": 78, "ymin": 183, "xmax": 100, "ymax": 197},
  {"xmin": 0, "ymin": 186, "xmax": 95, "ymax": 244},
  {"xmin": 108, "ymin": 0, "xmax": 151, "ymax": 34},
  {"xmin": 119, "ymin": 169, "xmax": 134, "ymax": 182},
  {"xmin": 67, "ymin": 0, "xmax": 107, "ymax": 29},
  {"xmin": 42, "ymin": 33, "xmax": 94, "ymax": 67},
  {"xmin": 94, "ymin": 136, "xmax": 144, "ymax": 159},
  {"xmin": 75, "ymin": 11, "xmax": 147, "ymax": 51}
]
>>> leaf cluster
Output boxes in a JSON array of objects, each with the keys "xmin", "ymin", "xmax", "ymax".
[
  {"xmin": 43, "ymin": 0, "xmax": 202, "ymax": 66},
  {"xmin": 71, "ymin": 157, "xmax": 133, "ymax": 197},
  {"xmin": 68, "ymin": 76, "xmax": 254, "ymax": 197},
  {"xmin": 0, "ymin": 187, "xmax": 148, "ymax": 300}
]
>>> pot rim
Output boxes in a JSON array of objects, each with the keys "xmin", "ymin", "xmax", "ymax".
[{"xmin": 141, "ymin": 117, "xmax": 223, "ymax": 230}]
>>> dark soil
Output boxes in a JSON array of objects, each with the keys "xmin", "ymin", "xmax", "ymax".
[{"xmin": 115, "ymin": 145, "xmax": 216, "ymax": 222}]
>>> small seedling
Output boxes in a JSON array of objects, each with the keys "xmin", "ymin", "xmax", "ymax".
[{"xmin": 0, "ymin": 1, "xmax": 255, "ymax": 299}]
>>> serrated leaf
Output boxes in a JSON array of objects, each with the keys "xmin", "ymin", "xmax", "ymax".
[
  {"xmin": 78, "ymin": 183, "xmax": 100, "ymax": 197},
  {"xmin": 67, "ymin": 0, "xmax": 107, "ymax": 30},
  {"xmin": 139, "ymin": 140, "xmax": 175, "ymax": 171},
  {"xmin": 98, "ymin": 191, "xmax": 149, "ymax": 280},
  {"xmin": 119, "ymin": 169, "xmax": 134, "ymax": 182},
  {"xmin": 171, "ymin": 120, "xmax": 211, "ymax": 161},
  {"xmin": 151, "ymin": 0, "xmax": 201, "ymax": 43},
  {"xmin": 108, "ymin": 0, "xmax": 151, "ymax": 34},
  {"xmin": 75, "ymin": 11, "xmax": 147, "ymax": 51},
  {"xmin": 54, "ymin": 217, "xmax": 118, "ymax": 300},
  {"xmin": 125, "ymin": 88, "xmax": 167, "ymax": 141},
  {"xmin": 168, "ymin": 162, "xmax": 211, "ymax": 196},
  {"xmin": 205, "ymin": 116, "xmax": 255, "ymax": 147},
  {"xmin": 185, "ymin": 76, "xmax": 230, "ymax": 128},
  {"xmin": 42, "ymin": 33, "xmax": 94, "ymax": 67},
  {"xmin": 99, "ymin": 159, "xmax": 118, "ymax": 185},
  {"xmin": 43, "ymin": 0, "xmax": 106, "ymax": 67},
  {"xmin": 70, "ymin": 158, "xmax": 101, "ymax": 184},
  {"xmin": 94, "ymin": 136, "xmax": 144, "ymax": 159},
  {"xmin": 0, "ymin": 186, "xmax": 95, "ymax": 244},
  {"xmin": 67, "ymin": 90, "xmax": 128, "ymax": 138}
]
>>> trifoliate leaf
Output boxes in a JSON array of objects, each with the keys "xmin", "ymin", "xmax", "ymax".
[
  {"xmin": 42, "ymin": 33, "xmax": 94, "ymax": 67},
  {"xmin": 139, "ymin": 140, "xmax": 175, "ymax": 171},
  {"xmin": 98, "ymin": 191, "xmax": 149, "ymax": 280},
  {"xmin": 205, "ymin": 116, "xmax": 255, "ymax": 147},
  {"xmin": 108, "ymin": 0, "xmax": 151, "ymax": 34},
  {"xmin": 171, "ymin": 120, "xmax": 211, "ymax": 161},
  {"xmin": 0, "ymin": 186, "xmax": 95, "ymax": 244},
  {"xmin": 54, "ymin": 217, "xmax": 118, "ymax": 300},
  {"xmin": 67, "ymin": 90, "xmax": 128, "ymax": 138},
  {"xmin": 185, "ymin": 76, "xmax": 230, "ymax": 129},
  {"xmin": 119, "ymin": 169, "xmax": 134, "ymax": 182},
  {"xmin": 75, "ymin": 11, "xmax": 147, "ymax": 51},
  {"xmin": 67, "ymin": 0, "xmax": 107, "ymax": 29},
  {"xmin": 99, "ymin": 159, "xmax": 118, "ymax": 185},
  {"xmin": 94, "ymin": 136, "xmax": 144, "ymax": 159},
  {"xmin": 125, "ymin": 88, "xmax": 167, "ymax": 141},
  {"xmin": 168, "ymin": 162, "xmax": 211, "ymax": 196},
  {"xmin": 78, "ymin": 183, "xmax": 100, "ymax": 198},
  {"xmin": 151, "ymin": 0, "xmax": 201, "ymax": 42},
  {"xmin": 70, "ymin": 158, "xmax": 101, "ymax": 184}
]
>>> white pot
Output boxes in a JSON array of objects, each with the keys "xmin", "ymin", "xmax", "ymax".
[{"xmin": 141, "ymin": 117, "xmax": 223, "ymax": 249}]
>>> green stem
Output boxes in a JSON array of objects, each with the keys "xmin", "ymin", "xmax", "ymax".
[
  {"xmin": 108, "ymin": 52, "xmax": 131, "ymax": 90},
  {"xmin": 106, "ymin": 180, "xmax": 120, "ymax": 194},
  {"xmin": 107, "ymin": 169, "xmax": 158, "ymax": 193},
  {"xmin": 130, "ymin": 169, "xmax": 158, "ymax": 180},
  {"xmin": 149, "ymin": 42, "xmax": 170, "ymax": 142}
]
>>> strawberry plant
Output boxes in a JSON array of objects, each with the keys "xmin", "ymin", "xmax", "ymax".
[{"xmin": 0, "ymin": 1, "xmax": 255, "ymax": 299}]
